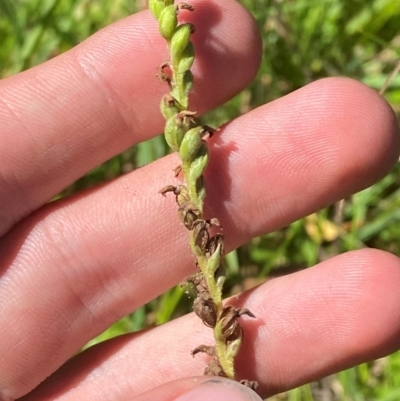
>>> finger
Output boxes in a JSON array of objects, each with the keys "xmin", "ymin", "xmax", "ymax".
[
  {"xmin": 0, "ymin": 0, "xmax": 261, "ymax": 236},
  {"xmin": 1, "ymin": 78, "xmax": 398, "ymax": 399},
  {"xmin": 132, "ymin": 377, "xmax": 262, "ymax": 401},
  {"xmin": 205, "ymin": 77, "xmax": 400, "ymax": 243},
  {"xmin": 20, "ymin": 249, "xmax": 400, "ymax": 401},
  {"xmin": 24, "ymin": 250, "xmax": 400, "ymax": 401}
]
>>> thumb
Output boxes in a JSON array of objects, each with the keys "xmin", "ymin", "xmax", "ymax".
[{"xmin": 133, "ymin": 377, "xmax": 262, "ymax": 401}]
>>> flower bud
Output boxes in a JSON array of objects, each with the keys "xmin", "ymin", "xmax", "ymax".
[
  {"xmin": 179, "ymin": 126, "xmax": 203, "ymax": 163},
  {"xmin": 164, "ymin": 116, "xmax": 186, "ymax": 152},
  {"xmin": 206, "ymin": 242, "xmax": 222, "ymax": 276},
  {"xmin": 159, "ymin": 5, "xmax": 177, "ymax": 41},
  {"xmin": 170, "ymin": 23, "xmax": 192, "ymax": 60},
  {"xmin": 160, "ymin": 95, "xmax": 179, "ymax": 120},
  {"xmin": 149, "ymin": 0, "xmax": 171, "ymax": 19}
]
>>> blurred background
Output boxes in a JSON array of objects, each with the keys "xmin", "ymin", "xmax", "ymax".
[{"xmin": 1, "ymin": 0, "xmax": 400, "ymax": 399}]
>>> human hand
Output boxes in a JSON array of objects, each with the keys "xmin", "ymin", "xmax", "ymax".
[{"xmin": 1, "ymin": 0, "xmax": 399, "ymax": 400}]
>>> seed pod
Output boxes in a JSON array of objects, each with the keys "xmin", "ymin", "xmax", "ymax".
[
  {"xmin": 179, "ymin": 126, "xmax": 203, "ymax": 163},
  {"xmin": 218, "ymin": 306, "xmax": 240, "ymax": 340},
  {"xmin": 170, "ymin": 23, "xmax": 192, "ymax": 60},
  {"xmin": 193, "ymin": 296, "xmax": 218, "ymax": 328},
  {"xmin": 206, "ymin": 234, "xmax": 224, "ymax": 258},
  {"xmin": 178, "ymin": 201, "xmax": 201, "ymax": 229},
  {"xmin": 192, "ymin": 220, "xmax": 209, "ymax": 252},
  {"xmin": 159, "ymin": 5, "xmax": 177, "ymax": 41},
  {"xmin": 225, "ymin": 319, "xmax": 242, "ymax": 342},
  {"xmin": 214, "ymin": 306, "xmax": 255, "ymax": 343}
]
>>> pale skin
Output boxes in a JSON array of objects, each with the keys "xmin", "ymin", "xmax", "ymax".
[{"xmin": 1, "ymin": 0, "xmax": 400, "ymax": 400}]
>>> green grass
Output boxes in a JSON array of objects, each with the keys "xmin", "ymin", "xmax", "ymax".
[{"xmin": 1, "ymin": 0, "xmax": 400, "ymax": 400}]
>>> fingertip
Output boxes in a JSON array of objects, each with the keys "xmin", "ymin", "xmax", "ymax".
[
  {"xmin": 205, "ymin": 76, "xmax": 399, "ymax": 244},
  {"xmin": 233, "ymin": 248, "xmax": 400, "ymax": 395},
  {"xmin": 134, "ymin": 377, "xmax": 262, "ymax": 401},
  {"xmin": 172, "ymin": 379, "xmax": 262, "ymax": 401},
  {"xmin": 188, "ymin": 0, "xmax": 262, "ymax": 110},
  {"xmin": 308, "ymin": 77, "xmax": 400, "ymax": 176}
]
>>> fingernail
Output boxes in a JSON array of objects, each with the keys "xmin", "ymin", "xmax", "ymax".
[{"xmin": 173, "ymin": 378, "xmax": 262, "ymax": 401}]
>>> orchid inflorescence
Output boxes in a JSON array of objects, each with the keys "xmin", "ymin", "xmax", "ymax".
[{"xmin": 149, "ymin": 0, "xmax": 257, "ymax": 389}]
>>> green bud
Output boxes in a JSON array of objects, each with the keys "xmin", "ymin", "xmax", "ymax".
[
  {"xmin": 179, "ymin": 126, "xmax": 203, "ymax": 163},
  {"xmin": 216, "ymin": 275, "xmax": 226, "ymax": 290},
  {"xmin": 213, "ymin": 318, "xmax": 224, "ymax": 342},
  {"xmin": 177, "ymin": 42, "xmax": 195, "ymax": 73},
  {"xmin": 206, "ymin": 242, "xmax": 222, "ymax": 276},
  {"xmin": 148, "ymin": 0, "xmax": 165, "ymax": 19},
  {"xmin": 170, "ymin": 23, "xmax": 192, "ymax": 60},
  {"xmin": 160, "ymin": 95, "xmax": 179, "ymax": 120},
  {"xmin": 159, "ymin": 5, "xmax": 177, "ymax": 41},
  {"xmin": 189, "ymin": 144, "xmax": 208, "ymax": 182},
  {"xmin": 226, "ymin": 338, "xmax": 242, "ymax": 359},
  {"xmin": 164, "ymin": 116, "xmax": 186, "ymax": 152}
]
